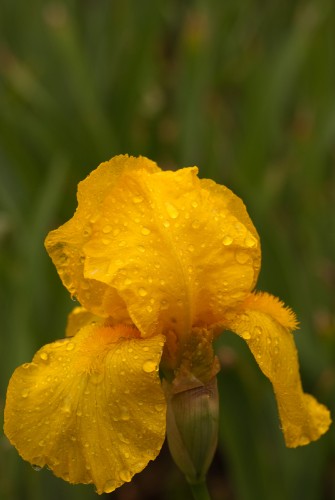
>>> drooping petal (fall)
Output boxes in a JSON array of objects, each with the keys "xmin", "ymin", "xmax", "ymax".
[
  {"xmin": 81, "ymin": 161, "xmax": 260, "ymax": 336},
  {"xmin": 4, "ymin": 323, "xmax": 166, "ymax": 494},
  {"xmin": 224, "ymin": 292, "xmax": 331, "ymax": 447}
]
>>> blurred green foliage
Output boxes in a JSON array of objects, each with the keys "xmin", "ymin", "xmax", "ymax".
[{"xmin": 1, "ymin": 1, "xmax": 335, "ymax": 499}]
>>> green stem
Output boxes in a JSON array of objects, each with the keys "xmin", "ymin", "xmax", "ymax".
[{"xmin": 188, "ymin": 480, "xmax": 212, "ymax": 500}]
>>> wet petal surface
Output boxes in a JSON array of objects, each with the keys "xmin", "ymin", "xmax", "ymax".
[
  {"xmin": 4, "ymin": 324, "xmax": 166, "ymax": 493},
  {"xmin": 45, "ymin": 155, "xmax": 159, "ymax": 320},
  {"xmin": 82, "ymin": 163, "xmax": 260, "ymax": 336}
]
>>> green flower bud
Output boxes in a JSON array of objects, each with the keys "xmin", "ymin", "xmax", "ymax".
[{"xmin": 164, "ymin": 376, "xmax": 219, "ymax": 484}]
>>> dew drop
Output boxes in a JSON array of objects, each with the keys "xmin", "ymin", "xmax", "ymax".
[
  {"xmin": 235, "ymin": 250, "xmax": 250, "ymax": 264},
  {"xmin": 40, "ymin": 352, "xmax": 49, "ymax": 361},
  {"xmin": 188, "ymin": 244, "xmax": 195, "ymax": 252},
  {"xmin": 61, "ymin": 405, "xmax": 71, "ymax": 415},
  {"xmin": 165, "ymin": 202, "xmax": 179, "ymax": 219},
  {"xmin": 21, "ymin": 390, "xmax": 29, "ymax": 398},
  {"xmin": 192, "ymin": 219, "xmax": 200, "ymax": 229},
  {"xmin": 38, "ymin": 440, "xmax": 45, "ymax": 447},
  {"xmin": 133, "ymin": 195, "xmax": 144, "ymax": 204},
  {"xmin": 142, "ymin": 360, "xmax": 157, "ymax": 373},
  {"xmin": 160, "ymin": 299, "xmax": 169, "ymax": 310},
  {"xmin": 117, "ymin": 432, "xmax": 130, "ymax": 444},
  {"xmin": 163, "ymin": 220, "xmax": 170, "ymax": 228},
  {"xmin": 102, "ymin": 225, "xmax": 112, "ymax": 234},
  {"xmin": 154, "ymin": 404, "xmax": 165, "ymax": 412},
  {"xmin": 124, "ymin": 278, "xmax": 132, "ymax": 285},
  {"xmin": 66, "ymin": 342, "xmax": 75, "ymax": 351},
  {"xmin": 191, "ymin": 200, "xmax": 198, "ymax": 208},
  {"xmin": 141, "ymin": 227, "xmax": 151, "ymax": 235},
  {"xmin": 254, "ymin": 326, "xmax": 262, "ymax": 336},
  {"xmin": 104, "ymin": 480, "xmax": 116, "ymax": 493},
  {"xmin": 32, "ymin": 464, "xmax": 42, "ymax": 471},
  {"xmin": 83, "ymin": 226, "xmax": 92, "ymax": 237},
  {"xmin": 119, "ymin": 469, "xmax": 132, "ymax": 482},
  {"xmin": 241, "ymin": 331, "xmax": 251, "ymax": 340},
  {"xmin": 245, "ymin": 235, "xmax": 257, "ymax": 248},
  {"xmin": 223, "ymin": 235, "xmax": 233, "ymax": 246},
  {"xmin": 138, "ymin": 287, "xmax": 148, "ymax": 297}
]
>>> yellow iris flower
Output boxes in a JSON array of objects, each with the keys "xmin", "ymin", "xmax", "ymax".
[{"xmin": 4, "ymin": 155, "xmax": 331, "ymax": 493}]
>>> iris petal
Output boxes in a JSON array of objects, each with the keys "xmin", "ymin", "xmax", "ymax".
[
  {"xmin": 83, "ymin": 163, "xmax": 260, "ymax": 336},
  {"xmin": 4, "ymin": 323, "xmax": 166, "ymax": 493},
  {"xmin": 224, "ymin": 292, "xmax": 331, "ymax": 447},
  {"xmin": 45, "ymin": 155, "xmax": 159, "ymax": 320}
]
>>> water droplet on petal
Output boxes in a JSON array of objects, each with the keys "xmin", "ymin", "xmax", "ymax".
[
  {"xmin": 245, "ymin": 235, "xmax": 257, "ymax": 248},
  {"xmin": 120, "ymin": 412, "xmax": 130, "ymax": 421},
  {"xmin": 165, "ymin": 202, "xmax": 179, "ymax": 219},
  {"xmin": 21, "ymin": 390, "xmax": 29, "ymax": 398},
  {"xmin": 102, "ymin": 225, "xmax": 112, "ymax": 234},
  {"xmin": 133, "ymin": 195, "xmax": 144, "ymax": 204},
  {"xmin": 119, "ymin": 469, "xmax": 132, "ymax": 482},
  {"xmin": 191, "ymin": 200, "xmax": 198, "ymax": 208},
  {"xmin": 223, "ymin": 235, "xmax": 233, "ymax": 246},
  {"xmin": 83, "ymin": 226, "xmax": 92, "ymax": 237},
  {"xmin": 104, "ymin": 480, "xmax": 116, "ymax": 493},
  {"xmin": 117, "ymin": 432, "xmax": 130, "ymax": 444},
  {"xmin": 141, "ymin": 227, "xmax": 151, "ymax": 235},
  {"xmin": 163, "ymin": 220, "xmax": 170, "ymax": 228},
  {"xmin": 142, "ymin": 360, "xmax": 157, "ymax": 373},
  {"xmin": 138, "ymin": 287, "xmax": 148, "ymax": 297},
  {"xmin": 154, "ymin": 404, "xmax": 165, "ymax": 412},
  {"xmin": 40, "ymin": 352, "xmax": 49, "ymax": 361},
  {"xmin": 160, "ymin": 299, "xmax": 169, "ymax": 310},
  {"xmin": 32, "ymin": 464, "xmax": 42, "ymax": 471},
  {"xmin": 188, "ymin": 244, "xmax": 195, "ymax": 252},
  {"xmin": 241, "ymin": 331, "xmax": 251, "ymax": 340},
  {"xmin": 235, "ymin": 250, "xmax": 250, "ymax": 264},
  {"xmin": 254, "ymin": 326, "xmax": 262, "ymax": 336},
  {"xmin": 66, "ymin": 342, "xmax": 74, "ymax": 351},
  {"xmin": 38, "ymin": 440, "xmax": 45, "ymax": 447}
]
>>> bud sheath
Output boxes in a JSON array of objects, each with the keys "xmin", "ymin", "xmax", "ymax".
[{"xmin": 164, "ymin": 377, "xmax": 219, "ymax": 485}]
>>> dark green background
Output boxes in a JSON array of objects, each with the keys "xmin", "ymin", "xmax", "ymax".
[{"xmin": 1, "ymin": 1, "xmax": 334, "ymax": 499}]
